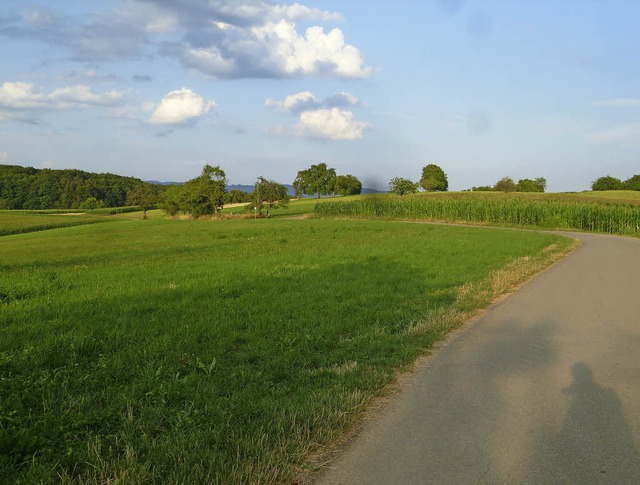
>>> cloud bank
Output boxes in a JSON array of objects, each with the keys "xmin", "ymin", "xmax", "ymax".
[{"xmin": 0, "ymin": 1, "xmax": 371, "ymax": 80}]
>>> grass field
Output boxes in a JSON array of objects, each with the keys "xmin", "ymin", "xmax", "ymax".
[
  {"xmin": 0, "ymin": 217, "xmax": 574, "ymax": 483},
  {"xmin": 0, "ymin": 211, "xmax": 111, "ymax": 236}
]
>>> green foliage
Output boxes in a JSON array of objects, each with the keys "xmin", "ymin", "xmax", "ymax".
[
  {"xmin": 516, "ymin": 177, "xmax": 546, "ymax": 193},
  {"xmin": 127, "ymin": 184, "xmax": 161, "ymax": 219},
  {"xmin": 389, "ymin": 177, "xmax": 419, "ymax": 196},
  {"xmin": 159, "ymin": 165, "xmax": 227, "ymax": 218},
  {"xmin": 335, "ymin": 174, "xmax": 362, "ymax": 196},
  {"xmin": 293, "ymin": 163, "xmax": 337, "ymax": 198},
  {"xmin": 592, "ymin": 176, "xmax": 623, "ymax": 191},
  {"xmin": 224, "ymin": 189, "xmax": 252, "ymax": 204},
  {"xmin": 623, "ymin": 175, "xmax": 640, "ymax": 191},
  {"xmin": 315, "ymin": 192, "xmax": 640, "ymax": 236},
  {"xmin": 0, "ymin": 164, "xmax": 148, "ymax": 209},
  {"xmin": 0, "ymin": 218, "xmax": 569, "ymax": 483},
  {"xmin": 471, "ymin": 186, "xmax": 494, "ymax": 192},
  {"xmin": 494, "ymin": 177, "xmax": 517, "ymax": 192},
  {"xmin": 252, "ymin": 177, "xmax": 290, "ymax": 217},
  {"xmin": 420, "ymin": 164, "xmax": 448, "ymax": 192}
]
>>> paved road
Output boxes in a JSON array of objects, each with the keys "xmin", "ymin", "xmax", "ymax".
[{"xmin": 317, "ymin": 232, "xmax": 640, "ymax": 484}]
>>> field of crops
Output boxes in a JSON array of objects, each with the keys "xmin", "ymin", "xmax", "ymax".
[
  {"xmin": 315, "ymin": 192, "xmax": 640, "ymax": 236},
  {"xmin": 0, "ymin": 211, "xmax": 112, "ymax": 236}
]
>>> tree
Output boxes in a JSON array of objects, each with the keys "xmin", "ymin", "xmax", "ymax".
[
  {"xmin": 335, "ymin": 174, "xmax": 362, "ymax": 196},
  {"xmin": 294, "ymin": 163, "xmax": 337, "ymax": 198},
  {"xmin": 127, "ymin": 184, "xmax": 160, "ymax": 219},
  {"xmin": 252, "ymin": 177, "xmax": 290, "ymax": 217},
  {"xmin": 592, "ymin": 176, "xmax": 623, "ymax": 191},
  {"xmin": 420, "ymin": 164, "xmax": 448, "ymax": 191},
  {"xmin": 494, "ymin": 177, "xmax": 516, "ymax": 192},
  {"xmin": 187, "ymin": 165, "xmax": 227, "ymax": 217},
  {"xmin": 623, "ymin": 175, "xmax": 640, "ymax": 191},
  {"xmin": 471, "ymin": 186, "xmax": 494, "ymax": 192},
  {"xmin": 389, "ymin": 177, "xmax": 419, "ymax": 196},
  {"xmin": 516, "ymin": 177, "xmax": 546, "ymax": 193},
  {"xmin": 224, "ymin": 189, "xmax": 251, "ymax": 204}
]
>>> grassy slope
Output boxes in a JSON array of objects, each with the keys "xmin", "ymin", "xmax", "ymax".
[{"xmin": 0, "ymin": 218, "xmax": 573, "ymax": 483}]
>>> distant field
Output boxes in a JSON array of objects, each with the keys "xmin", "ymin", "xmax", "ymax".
[
  {"xmin": 0, "ymin": 211, "xmax": 111, "ymax": 236},
  {"xmin": 0, "ymin": 218, "xmax": 573, "ymax": 483},
  {"xmin": 316, "ymin": 191, "xmax": 640, "ymax": 236}
]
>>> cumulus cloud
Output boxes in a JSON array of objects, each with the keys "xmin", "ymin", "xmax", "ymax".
[
  {"xmin": 0, "ymin": 81, "xmax": 125, "ymax": 122},
  {"xmin": 296, "ymin": 108, "xmax": 368, "ymax": 140},
  {"xmin": 266, "ymin": 90, "xmax": 368, "ymax": 140},
  {"xmin": 591, "ymin": 98, "xmax": 640, "ymax": 108},
  {"xmin": 149, "ymin": 87, "xmax": 215, "ymax": 126},
  {"xmin": 0, "ymin": 2, "xmax": 369, "ymax": 80}
]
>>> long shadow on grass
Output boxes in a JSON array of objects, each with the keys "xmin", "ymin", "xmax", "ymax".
[{"xmin": 1, "ymin": 257, "xmax": 447, "ymax": 483}]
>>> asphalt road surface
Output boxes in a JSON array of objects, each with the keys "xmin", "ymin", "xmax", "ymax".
[{"xmin": 317, "ymin": 232, "xmax": 640, "ymax": 484}]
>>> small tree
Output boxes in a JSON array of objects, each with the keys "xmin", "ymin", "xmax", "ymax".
[
  {"xmin": 335, "ymin": 174, "xmax": 362, "ymax": 196},
  {"xmin": 420, "ymin": 164, "xmax": 448, "ymax": 192},
  {"xmin": 127, "ymin": 184, "xmax": 160, "ymax": 219},
  {"xmin": 389, "ymin": 177, "xmax": 418, "ymax": 196},
  {"xmin": 252, "ymin": 177, "xmax": 290, "ymax": 217},
  {"xmin": 494, "ymin": 177, "xmax": 516, "ymax": 192},
  {"xmin": 592, "ymin": 176, "xmax": 623, "ymax": 191}
]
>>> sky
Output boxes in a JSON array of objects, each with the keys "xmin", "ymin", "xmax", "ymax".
[{"xmin": 1, "ymin": 0, "xmax": 639, "ymax": 192}]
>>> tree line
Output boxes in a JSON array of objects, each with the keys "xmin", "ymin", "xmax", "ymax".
[
  {"xmin": 591, "ymin": 175, "xmax": 640, "ymax": 191},
  {"xmin": 471, "ymin": 176, "xmax": 547, "ymax": 193},
  {"xmin": 0, "ymin": 165, "xmax": 147, "ymax": 210},
  {"xmin": 388, "ymin": 164, "xmax": 449, "ymax": 195}
]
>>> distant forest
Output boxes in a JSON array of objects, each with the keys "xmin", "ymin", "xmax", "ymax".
[{"xmin": 0, "ymin": 165, "xmax": 152, "ymax": 210}]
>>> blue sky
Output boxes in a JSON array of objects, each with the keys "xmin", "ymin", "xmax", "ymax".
[{"xmin": 1, "ymin": 0, "xmax": 639, "ymax": 191}]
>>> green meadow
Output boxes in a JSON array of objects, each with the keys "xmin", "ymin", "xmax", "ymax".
[{"xmin": 0, "ymin": 214, "xmax": 573, "ymax": 483}]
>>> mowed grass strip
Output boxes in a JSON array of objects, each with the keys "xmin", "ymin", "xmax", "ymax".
[{"xmin": 0, "ymin": 218, "xmax": 573, "ymax": 483}]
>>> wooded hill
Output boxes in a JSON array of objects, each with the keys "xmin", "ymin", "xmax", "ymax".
[{"xmin": 0, "ymin": 164, "xmax": 149, "ymax": 210}]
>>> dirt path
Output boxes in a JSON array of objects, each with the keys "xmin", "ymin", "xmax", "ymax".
[{"xmin": 317, "ymin": 232, "xmax": 640, "ymax": 484}]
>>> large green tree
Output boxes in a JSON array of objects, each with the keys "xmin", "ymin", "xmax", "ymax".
[
  {"xmin": 592, "ymin": 176, "xmax": 623, "ymax": 191},
  {"xmin": 623, "ymin": 175, "xmax": 640, "ymax": 191},
  {"xmin": 179, "ymin": 165, "xmax": 227, "ymax": 217},
  {"xmin": 335, "ymin": 174, "xmax": 362, "ymax": 196},
  {"xmin": 389, "ymin": 177, "xmax": 418, "ymax": 196},
  {"xmin": 420, "ymin": 164, "xmax": 448, "ymax": 191},
  {"xmin": 294, "ymin": 163, "xmax": 337, "ymax": 198}
]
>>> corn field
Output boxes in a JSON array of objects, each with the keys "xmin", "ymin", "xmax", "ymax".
[
  {"xmin": 315, "ymin": 193, "xmax": 640, "ymax": 236},
  {"xmin": 0, "ymin": 211, "xmax": 108, "ymax": 236}
]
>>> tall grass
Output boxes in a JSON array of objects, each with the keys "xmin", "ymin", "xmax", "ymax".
[{"xmin": 315, "ymin": 193, "xmax": 640, "ymax": 235}]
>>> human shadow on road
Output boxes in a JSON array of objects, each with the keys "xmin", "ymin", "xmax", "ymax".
[{"xmin": 531, "ymin": 362, "xmax": 640, "ymax": 484}]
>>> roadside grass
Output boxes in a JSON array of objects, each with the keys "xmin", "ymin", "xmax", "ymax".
[{"xmin": 0, "ymin": 218, "xmax": 573, "ymax": 483}]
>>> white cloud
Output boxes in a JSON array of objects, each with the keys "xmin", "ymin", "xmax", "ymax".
[
  {"xmin": 0, "ymin": 81, "xmax": 125, "ymax": 122},
  {"xmin": 266, "ymin": 91, "xmax": 368, "ymax": 139},
  {"xmin": 266, "ymin": 91, "xmax": 360, "ymax": 113},
  {"xmin": 591, "ymin": 98, "xmax": 640, "ymax": 107},
  {"xmin": 150, "ymin": 87, "xmax": 215, "ymax": 126},
  {"xmin": 1, "ymin": 2, "xmax": 368, "ymax": 80},
  {"xmin": 252, "ymin": 20, "xmax": 371, "ymax": 78},
  {"xmin": 588, "ymin": 123, "xmax": 640, "ymax": 143},
  {"xmin": 296, "ymin": 108, "xmax": 369, "ymax": 140}
]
